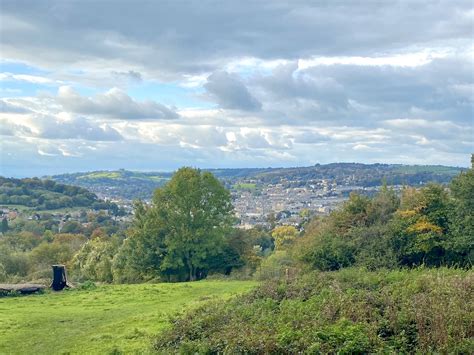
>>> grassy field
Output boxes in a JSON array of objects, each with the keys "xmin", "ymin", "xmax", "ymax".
[
  {"xmin": 233, "ymin": 183, "xmax": 257, "ymax": 190},
  {"xmin": 0, "ymin": 280, "xmax": 256, "ymax": 354}
]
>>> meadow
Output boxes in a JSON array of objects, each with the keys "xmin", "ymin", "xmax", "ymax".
[{"xmin": 0, "ymin": 280, "xmax": 256, "ymax": 354}]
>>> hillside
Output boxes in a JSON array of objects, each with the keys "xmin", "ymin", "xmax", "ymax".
[
  {"xmin": 49, "ymin": 163, "xmax": 465, "ymax": 201},
  {"xmin": 50, "ymin": 170, "xmax": 173, "ymax": 200},
  {"xmin": 0, "ymin": 177, "xmax": 118, "ymax": 212}
]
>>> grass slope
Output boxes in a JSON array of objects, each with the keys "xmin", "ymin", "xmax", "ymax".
[{"xmin": 0, "ymin": 280, "xmax": 256, "ymax": 354}]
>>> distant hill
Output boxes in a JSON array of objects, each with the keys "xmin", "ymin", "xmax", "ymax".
[
  {"xmin": 50, "ymin": 170, "xmax": 174, "ymax": 200},
  {"xmin": 244, "ymin": 163, "xmax": 464, "ymax": 186},
  {"xmin": 0, "ymin": 176, "xmax": 119, "ymax": 212},
  {"xmin": 49, "ymin": 163, "xmax": 465, "ymax": 201}
]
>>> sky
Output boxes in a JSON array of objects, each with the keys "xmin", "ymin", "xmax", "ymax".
[{"xmin": 0, "ymin": 0, "xmax": 473, "ymax": 177}]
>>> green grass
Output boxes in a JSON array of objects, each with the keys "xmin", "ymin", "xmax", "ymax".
[
  {"xmin": 77, "ymin": 171, "xmax": 170, "ymax": 183},
  {"xmin": 0, "ymin": 204, "xmax": 32, "ymax": 212},
  {"xmin": 233, "ymin": 183, "xmax": 257, "ymax": 190},
  {"xmin": 0, "ymin": 204, "xmax": 86, "ymax": 213},
  {"xmin": 0, "ymin": 280, "xmax": 256, "ymax": 354},
  {"xmin": 79, "ymin": 171, "xmax": 124, "ymax": 180}
]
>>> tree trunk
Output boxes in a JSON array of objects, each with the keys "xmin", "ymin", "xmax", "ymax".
[
  {"xmin": 185, "ymin": 253, "xmax": 196, "ymax": 281},
  {"xmin": 189, "ymin": 265, "xmax": 196, "ymax": 281},
  {"xmin": 51, "ymin": 265, "xmax": 69, "ymax": 291}
]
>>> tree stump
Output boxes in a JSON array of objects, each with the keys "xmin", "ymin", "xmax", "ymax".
[{"xmin": 51, "ymin": 265, "xmax": 69, "ymax": 291}]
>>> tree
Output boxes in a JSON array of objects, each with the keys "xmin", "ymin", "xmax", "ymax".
[
  {"xmin": 73, "ymin": 237, "xmax": 118, "ymax": 282},
  {"xmin": 271, "ymin": 225, "xmax": 298, "ymax": 250},
  {"xmin": 61, "ymin": 220, "xmax": 83, "ymax": 234},
  {"xmin": 116, "ymin": 168, "xmax": 234, "ymax": 282},
  {"xmin": 395, "ymin": 184, "xmax": 452, "ymax": 266},
  {"xmin": 1, "ymin": 218, "xmax": 8, "ymax": 234},
  {"xmin": 112, "ymin": 202, "xmax": 167, "ymax": 283},
  {"xmin": 30, "ymin": 242, "xmax": 73, "ymax": 270},
  {"xmin": 448, "ymin": 162, "xmax": 474, "ymax": 265},
  {"xmin": 154, "ymin": 168, "xmax": 234, "ymax": 281}
]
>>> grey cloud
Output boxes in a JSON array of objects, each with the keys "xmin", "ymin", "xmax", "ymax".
[
  {"xmin": 57, "ymin": 86, "xmax": 179, "ymax": 119},
  {"xmin": 249, "ymin": 55, "xmax": 473, "ymax": 126},
  {"xmin": 2, "ymin": 1, "xmax": 471, "ymax": 77},
  {"xmin": 34, "ymin": 115, "xmax": 123, "ymax": 141},
  {"xmin": 204, "ymin": 71, "xmax": 261, "ymax": 111},
  {"xmin": 303, "ymin": 57, "xmax": 473, "ymax": 121},
  {"xmin": 111, "ymin": 70, "xmax": 142, "ymax": 82}
]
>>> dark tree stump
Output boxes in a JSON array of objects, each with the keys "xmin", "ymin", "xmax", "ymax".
[{"xmin": 51, "ymin": 265, "xmax": 69, "ymax": 291}]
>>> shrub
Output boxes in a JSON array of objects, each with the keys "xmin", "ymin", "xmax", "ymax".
[{"xmin": 154, "ymin": 267, "xmax": 473, "ymax": 354}]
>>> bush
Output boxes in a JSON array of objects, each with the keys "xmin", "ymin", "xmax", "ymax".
[
  {"xmin": 254, "ymin": 251, "xmax": 295, "ymax": 280},
  {"xmin": 154, "ymin": 267, "xmax": 473, "ymax": 354},
  {"xmin": 299, "ymin": 232, "xmax": 356, "ymax": 271}
]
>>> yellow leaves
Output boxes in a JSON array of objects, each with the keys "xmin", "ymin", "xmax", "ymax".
[
  {"xmin": 407, "ymin": 217, "xmax": 442, "ymax": 234},
  {"xmin": 397, "ymin": 209, "xmax": 417, "ymax": 218},
  {"xmin": 272, "ymin": 225, "xmax": 298, "ymax": 251}
]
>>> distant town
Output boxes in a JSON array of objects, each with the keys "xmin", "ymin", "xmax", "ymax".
[{"xmin": 14, "ymin": 162, "xmax": 458, "ymax": 230}]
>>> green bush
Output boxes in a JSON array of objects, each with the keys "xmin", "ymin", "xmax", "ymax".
[
  {"xmin": 154, "ymin": 267, "xmax": 473, "ymax": 354},
  {"xmin": 254, "ymin": 251, "xmax": 295, "ymax": 280}
]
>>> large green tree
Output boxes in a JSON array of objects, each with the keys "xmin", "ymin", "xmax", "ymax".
[{"xmin": 155, "ymin": 168, "xmax": 234, "ymax": 281}]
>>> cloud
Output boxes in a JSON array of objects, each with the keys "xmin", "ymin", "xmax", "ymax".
[
  {"xmin": 0, "ymin": 118, "xmax": 33, "ymax": 136},
  {"xmin": 0, "ymin": 99, "xmax": 31, "ymax": 114},
  {"xmin": 111, "ymin": 70, "xmax": 142, "ymax": 82},
  {"xmin": 294, "ymin": 131, "xmax": 330, "ymax": 144},
  {"xmin": 0, "ymin": 112, "xmax": 123, "ymax": 141},
  {"xmin": 0, "ymin": 1, "xmax": 472, "ymax": 175},
  {"xmin": 1, "ymin": 1, "xmax": 472, "ymax": 78},
  {"xmin": 243, "ymin": 54, "xmax": 473, "ymax": 127},
  {"xmin": 32, "ymin": 114, "xmax": 123, "ymax": 141},
  {"xmin": 383, "ymin": 118, "xmax": 473, "ymax": 143},
  {"xmin": 57, "ymin": 86, "xmax": 179, "ymax": 119},
  {"xmin": 0, "ymin": 72, "xmax": 56, "ymax": 84},
  {"xmin": 204, "ymin": 71, "xmax": 261, "ymax": 111}
]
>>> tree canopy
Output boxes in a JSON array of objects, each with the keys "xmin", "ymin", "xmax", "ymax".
[{"xmin": 116, "ymin": 167, "xmax": 234, "ymax": 281}]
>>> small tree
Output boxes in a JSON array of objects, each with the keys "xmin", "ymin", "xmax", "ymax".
[{"xmin": 0, "ymin": 218, "xmax": 8, "ymax": 234}]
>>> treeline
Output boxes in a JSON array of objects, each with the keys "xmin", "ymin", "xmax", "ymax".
[
  {"xmin": 0, "ymin": 177, "xmax": 121, "ymax": 212},
  {"xmin": 0, "ymin": 210, "xmax": 125, "ymax": 282},
  {"xmin": 2, "ymin": 163, "xmax": 472, "ymax": 285},
  {"xmin": 297, "ymin": 182, "xmax": 472, "ymax": 271},
  {"xmin": 0, "ymin": 168, "xmax": 274, "ymax": 283},
  {"xmin": 254, "ymin": 163, "xmax": 463, "ymax": 187}
]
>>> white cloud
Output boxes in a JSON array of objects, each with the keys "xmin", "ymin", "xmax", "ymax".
[
  {"xmin": 0, "ymin": 111, "xmax": 123, "ymax": 142},
  {"xmin": 0, "ymin": 72, "xmax": 56, "ymax": 84},
  {"xmin": 297, "ymin": 50, "xmax": 450, "ymax": 70},
  {"xmin": 57, "ymin": 86, "xmax": 179, "ymax": 119}
]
